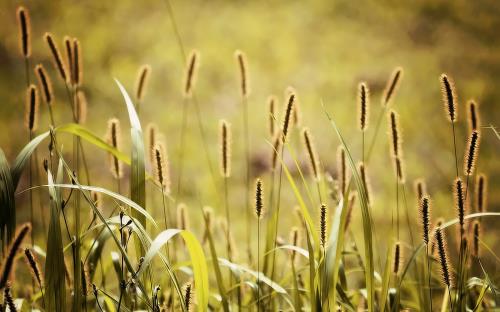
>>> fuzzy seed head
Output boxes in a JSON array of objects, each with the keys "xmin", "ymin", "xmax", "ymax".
[
  {"xmin": 72, "ymin": 38, "xmax": 82, "ymax": 86},
  {"xmin": 153, "ymin": 142, "xmax": 171, "ymax": 194},
  {"xmin": 464, "ymin": 130, "xmax": 480, "ymax": 176},
  {"xmin": 435, "ymin": 228, "xmax": 453, "ymax": 287},
  {"xmin": 395, "ymin": 157, "xmax": 405, "ymax": 183},
  {"xmin": 4, "ymin": 282, "xmax": 17, "ymax": 312},
  {"xmin": 0, "ymin": 223, "xmax": 31, "ymax": 289},
  {"xmin": 320, "ymin": 204, "xmax": 327, "ymax": 247},
  {"xmin": 146, "ymin": 123, "xmax": 158, "ymax": 165},
  {"xmin": 17, "ymin": 6, "xmax": 31, "ymax": 58},
  {"xmin": 388, "ymin": 110, "xmax": 401, "ymax": 158},
  {"xmin": 302, "ymin": 128, "xmax": 320, "ymax": 181},
  {"xmin": 255, "ymin": 178, "xmax": 263, "ymax": 219},
  {"xmin": 184, "ymin": 283, "xmax": 193, "ymax": 311},
  {"xmin": 467, "ymin": 100, "xmax": 480, "ymax": 133},
  {"xmin": 24, "ymin": 248, "xmax": 43, "ymax": 287},
  {"xmin": 358, "ymin": 82, "xmax": 369, "ymax": 131},
  {"xmin": 454, "ymin": 177, "xmax": 466, "ymax": 236},
  {"xmin": 177, "ymin": 203, "xmax": 189, "ymax": 231},
  {"xmin": 475, "ymin": 174, "xmax": 487, "ymax": 213},
  {"xmin": 35, "ymin": 64, "xmax": 54, "ymax": 105},
  {"xmin": 25, "ymin": 85, "xmax": 39, "ymax": 132},
  {"xmin": 45, "ymin": 33, "xmax": 69, "ymax": 83},
  {"xmin": 135, "ymin": 64, "xmax": 151, "ymax": 101},
  {"xmin": 382, "ymin": 67, "xmax": 403, "ymax": 106},
  {"xmin": 393, "ymin": 242, "xmax": 402, "ymax": 274},
  {"xmin": 419, "ymin": 196, "xmax": 431, "ymax": 245},
  {"xmin": 414, "ymin": 179, "xmax": 427, "ymax": 200},
  {"xmin": 440, "ymin": 74, "xmax": 457, "ymax": 123},
  {"xmin": 106, "ymin": 118, "xmax": 123, "ymax": 179},
  {"xmin": 286, "ymin": 86, "xmax": 301, "ymax": 128},
  {"xmin": 219, "ymin": 120, "xmax": 231, "ymax": 177},
  {"xmin": 235, "ymin": 50, "xmax": 249, "ymax": 97},
  {"xmin": 472, "ymin": 221, "xmax": 480, "ymax": 258},
  {"xmin": 337, "ymin": 146, "xmax": 347, "ymax": 197},
  {"xmin": 184, "ymin": 50, "xmax": 199, "ymax": 98},
  {"xmin": 281, "ymin": 93, "xmax": 295, "ymax": 142},
  {"xmin": 358, "ymin": 162, "xmax": 371, "ymax": 204}
]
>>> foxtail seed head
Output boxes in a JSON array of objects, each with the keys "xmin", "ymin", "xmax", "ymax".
[
  {"xmin": 419, "ymin": 196, "xmax": 431, "ymax": 245},
  {"xmin": 382, "ymin": 67, "xmax": 403, "ymax": 106},
  {"xmin": 153, "ymin": 142, "xmax": 171, "ymax": 194},
  {"xmin": 472, "ymin": 221, "xmax": 480, "ymax": 258},
  {"xmin": 393, "ymin": 242, "xmax": 402, "ymax": 274},
  {"xmin": 440, "ymin": 74, "xmax": 457, "ymax": 123},
  {"xmin": 476, "ymin": 174, "xmax": 487, "ymax": 212},
  {"xmin": 267, "ymin": 95, "xmax": 278, "ymax": 136},
  {"xmin": 135, "ymin": 64, "xmax": 151, "ymax": 101},
  {"xmin": 467, "ymin": 100, "xmax": 480, "ymax": 133},
  {"xmin": 0, "ymin": 223, "xmax": 31, "ymax": 289},
  {"xmin": 302, "ymin": 128, "xmax": 320, "ymax": 181},
  {"xmin": 255, "ymin": 178, "xmax": 263, "ymax": 219},
  {"xmin": 337, "ymin": 146, "xmax": 347, "ymax": 197},
  {"xmin": 235, "ymin": 50, "xmax": 249, "ymax": 97},
  {"xmin": 388, "ymin": 110, "xmax": 401, "ymax": 157},
  {"xmin": 24, "ymin": 248, "xmax": 43, "ymax": 287},
  {"xmin": 25, "ymin": 85, "xmax": 39, "ymax": 132},
  {"xmin": 177, "ymin": 203, "xmax": 189, "ymax": 231},
  {"xmin": 72, "ymin": 38, "xmax": 82, "ymax": 86},
  {"xmin": 106, "ymin": 118, "xmax": 123, "ymax": 179},
  {"xmin": 35, "ymin": 64, "xmax": 54, "ymax": 105},
  {"xmin": 219, "ymin": 120, "xmax": 231, "ymax": 178},
  {"xmin": 184, "ymin": 50, "xmax": 199, "ymax": 98},
  {"xmin": 454, "ymin": 177, "xmax": 466, "ymax": 236},
  {"xmin": 17, "ymin": 6, "xmax": 31, "ymax": 58},
  {"xmin": 320, "ymin": 204, "xmax": 327, "ymax": 247},
  {"xmin": 435, "ymin": 228, "xmax": 453, "ymax": 287},
  {"xmin": 358, "ymin": 82, "xmax": 369, "ymax": 131},
  {"xmin": 45, "ymin": 33, "xmax": 69, "ymax": 83},
  {"xmin": 464, "ymin": 130, "xmax": 480, "ymax": 176},
  {"xmin": 4, "ymin": 282, "xmax": 17, "ymax": 312},
  {"xmin": 281, "ymin": 93, "xmax": 295, "ymax": 142},
  {"xmin": 414, "ymin": 178, "xmax": 427, "ymax": 200}
]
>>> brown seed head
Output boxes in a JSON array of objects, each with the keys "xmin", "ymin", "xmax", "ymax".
[
  {"xmin": 419, "ymin": 196, "xmax": 431, "ymax": 245},
  {"xmin": 25, "ymin": 85, "xmax": 39, "ymax": 132},
  {"xmin": 235, "ymin": 50, "xmax": 249, "ymax": 97},
  {"xmin": 184, "ymin": 50, "xmax": 199, "ymax": 98},
  {"xmin": 475, "ymin": 174, "xmax": 487, "ymax": 213},
  {"xmin": 106, "ymin": 118, "xmax": 122, "ymax": 179},
  {"xmin": 454, "ymin": 177, "xmax": 466, "ymax": 236},
  {"xmin": 337, "ymin": 146, "xmax": 347, "ymax": 196},
  {"xmin": 282, "ymin": 93, "xmax": 295, "ymax": 142},
  {"xmin": 440, "ymin": 74, "xmax": 457, "ymax": 123},
  {"xmin": 464, "ymin": 130, "xmax": 480, "ymax": 176},
  {"xmin": 0, "ymin": 223, "xmax": 31, "ymax": 289},
  {"xmin": 45, "ymin": 33, "xmax": 69, "ymax": 83},
  {"xmin": 320, "ymin": 204, "xmax": 327, "ymax": 247},
  {"xmin": 302, "ymin": 128, "xmax": 320, "ymax": 181},
  {"xmin": 72, "ymin": 38, "xmax": 82, "ymax": 86},
  {"xmin": 255, "ymin": 178, "xmax": 263, "ymax": 219},
  {"xmin": 388, "ymin": 110, "xmax": 401, "ymax": 158},
  {"xmin": 435, "ymin": 228, "xmax": 453, "ymax": 287},
  {"xmin": 393, "ymin": 242, "xmax": 402, "ymax": 274},
  {"xmin": 153, "ymin": 142, "xmax": 171, "ymax": 194},
  {"xmin": 24, "ymin": 248, "xmax": 44, "ymax": 287},
  {"xmin": 414, "ymin": 178, "xmax": 427, "ymax": 200},
  {"xmin": 35, "ymin": 64, "xmax": 54, "ymax": 105},
  {"xmin": 467, "ymin": 100, "xmax": 480, "ymax": 133},
  {"xmin": 382, "ymin": 67, "xmax": 403, "ymax": 106},
  {"xmin": 358, "ymin": 82, "xmax": 369, "ymax": 131},
  {"xmin": 135, "ymin": 64, "xmax": 151, "ymax": 101},
  {"xmin": 267, "ymin": 95, "xmax": 278, "ymax": 136},
  {"xmin": 219, "ymin": 120, "xmax": 231, "ymax": 177},
  {"xmin": 17, "ymin": 6, "xmax": 31, "ymax": 58}
]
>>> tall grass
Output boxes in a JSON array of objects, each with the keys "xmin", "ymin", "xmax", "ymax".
[{"xmin": 0, "ymin": 4, "xmax": 499, "ymax": 312}]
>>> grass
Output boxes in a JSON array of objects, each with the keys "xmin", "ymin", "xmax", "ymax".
[{"xmin": 0, "ymin": 3, "xmax": 499, "ymax": 311}]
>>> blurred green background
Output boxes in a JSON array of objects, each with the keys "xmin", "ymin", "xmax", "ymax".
[{"xmin": 0, "ymin": 0, "xmax": 498, "ymax": 273}]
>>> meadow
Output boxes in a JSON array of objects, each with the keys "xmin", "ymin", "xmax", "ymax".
[{"xmin": 0, "ymin": 1, "xmax": 499, "ymax": 311}]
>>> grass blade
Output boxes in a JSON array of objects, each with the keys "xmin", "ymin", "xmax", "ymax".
[{"xmin": 0, "ymin": 147, "xmax": 16, "ymax": 243}]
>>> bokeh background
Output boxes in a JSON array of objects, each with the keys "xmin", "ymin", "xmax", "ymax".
[{"xmin": 0, "ymin": 0, "xmax": 498, "ymax": 277}]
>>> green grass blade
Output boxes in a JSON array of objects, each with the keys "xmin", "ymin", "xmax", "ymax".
[
  {"xmin": 11, "ymin": 131, "xmax": 50, "ymax": 189},
  {"xmin": 324, "ymin": 106, "xmax": 374, "ymax": 311},
  {"xmin": 0, "ymin": 147, "xmax": 16, "ymax": 243},
  {"xmin": 380, "ymin": 243, "xmax": 395, "ymax": 312},
  {"xmin": 137, "ymin": 229, "xmax": 209, "ymax": 312}
]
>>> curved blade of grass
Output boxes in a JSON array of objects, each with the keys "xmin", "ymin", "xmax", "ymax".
[
  {"xmin": 380, "ymin": 243, "xmax": 395, "ymax": 312},
  {"xmin": 137, "ymin": 229, "xmax": 209, "ymax": 312},
  {"xmin": 0, "ymin": 147, "xmax": 16, "ymax": 243},
  {"xmin": 45, "ymin": 165, "xmax": 67, "ymax": 312},
  {"xmin": 11, "ymin": 131, "xmax": 50, "ymax": 188},
  {"xmin": 324, "ymin": 104, "xmax": 374, "ymax": 311},
  {"xmin": 116, "ymin": 79, "xmax": 147, "ymax": 257}
]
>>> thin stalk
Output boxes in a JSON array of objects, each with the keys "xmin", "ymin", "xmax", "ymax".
[
  {"xmin": 257, "ymin": 217, "xmax": 261, "ymax": 312},
  {"xmin": 451, "ymin": 123, "xmax": 459, "ymax": 178},
  {"xmin": 426, "ymin": 244, "xmax": 433, "ymax": 312},
  {"xmin": 242, "ymin": 96, "xmax": 251, "ymax": 264},
  {"xmin": 366, "ymin": 106, "xmax": 386, "ymax": 163},
  {"xmin": 223, "ymin": 176, "xmax": 231, "ymax": 262},
  {"xmin": 175, "ymin": 98, "xmax": 189, "ymax": 200}
]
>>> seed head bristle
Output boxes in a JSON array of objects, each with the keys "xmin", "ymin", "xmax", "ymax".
[
  {"xmin": 320, "ymin": 204, "xmax": 327, "ymax": 247},
  {"xmin": 25, "ymin": 85, "xmax": 39, "ymax": 132},
  {"xmin": 235, "ymin": 50, "xmax": 249, "ymax": 97},
  {"xmin": 17, "ymin": 6, "xmax": 31, "ymax": 58},
  {"xmin": 454, "ymin": 177, "xmax": 466, "ymax": 237},
  {"xmin": 44, "ymin": 33, "xmax": 69, "ymax": 83},
  {"xmin": 344, "ymin": 193, "xmax": 356, "ymax": 233},
  {"xmin": 467, "ymin": 100, "xmax": 480, "ymax": 133},
  {"xmin": 106, "ymin": 118, "xmax": 123, "ymax": 179},
  {"xmin": 281, "ymin": 92, "xmax": 295, "ymax": 142},
  {"xmin": 435, "ymin": 228, "xmax": 453, "ymax": 287},
  {"xmin": 414, "ymin": 178, "xmax": 427, "ymax": 200},
  {"xmin": 393, "ymin": 242, "xmax": 402, "ymax": 274},
  {"xmin": 388, "ymin": 110, "xmax": 401, "ymax": 158},
  {"xmin": 146, "ymin": 123, "xmax": 158, "ymax": 165},
  {"xmin": 219, "ymin": 119, "xmax": 231, "ymax": 178},
  {"xmin": 475, "ymin": 174, "xmax": 487, "ymax": 213},
  {"xmin": 64, "ymin": 36, "xmax": 73, "ymax": 79},
  {"xmin": 153, "ymin": 142, "xmax": 171, "ymax": 194},
  {"xmin": 0, "ymin": 223, "xmax": 31, "ymax": 289},
  {"xmin": 472, "ymin": 220, "xmax": 480, "ymax": 258},
  {"xmin": 419, "ymin": 196, "xmax": 431, "ymax": 245},
  {"xmin": 267, "ymin": 95, "xmax": 278, "ymax": 136},
  {"xmin": 35, "ymin": 64, "xmax": 54, "ymax": 105},
  {"xmin": 464, "ymin": 130, "xmax": 480, "ymax": 176},
  {"xmin": 255, "ymin": 178, "xmax": 263, "ymax": 219},
  {"xmin": 72, "ymin": 38, "xmax": 82, "ymax": 86},
  {"xmin": 177, "ymin": 203, "xmax": 189, "ymax": 231},
  {"xmin": 24, "ymin": 248, "xmax": 43, "ymax": 287},
  {"xmin": 302, "ymin": 128, "xmax": 320, "ymax": 181},
  {"xmin": 4, "ymin": 282, "xmax": 17, "ymax": 312},
  {"xmin": 440, "ymin": 74, "xmax": 457, "ymax": 123},
  {"xmin": 382, "ymin": 67, "xmax": 403, "ymax": 106},
  {"xmin": 290, "ymin": 227, "xmax": 300, "ymax": 263},
  {"xmin": 184, "ymin": 50, "xmax": 199, "ymax": 98},
  {"xmin": 184, "ymin": 283, "xmax": 193, "ymax": 311},
  {"xmin": 337, "ymin": 146, "xmax": 347, "ymax": 197},
  {"xmin": 135, "ymin": 64, "xmax": 151, "ymax": 101},
  {"xmin": 75, "ymin": 90, "xmax": 87, "ymax": 124},
  {"xmin": 358, "ymin": 162, "xmax": 371, "ymax": 204},
  {"xmin": 271, "ymin": 130, "xmax": 282, "ymax": 171},
  {"xmin": 358, "ymin": 82, "xmax": 369, "ymax": 131}
]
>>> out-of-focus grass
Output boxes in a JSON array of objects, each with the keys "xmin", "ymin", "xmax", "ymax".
[{"xmin": 0, "ymin": 0, "xmax": 498, "ymax": 273}]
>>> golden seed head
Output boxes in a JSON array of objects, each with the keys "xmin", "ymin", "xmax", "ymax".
[
  {"xmin": 235, "ymin": 50, "xmax": 249, "ymax": 97},
  {"xmin": 282, "ymin": 92, "xmax": 295, "ymax": 142},
  {"xmin": 17, "ymin": 6, "xmax": 31, "ymax": 58},
  {"xmin": 358, "ymin": 82, "xmax": 370, "ymax": 131},
  {"xmin": 153, "ymin": 142, "xmax": 171, "ymax": 194},
  {"xmin": 184, "ymin": 50, "xmax": 199, "ymax": 98},
  {"xmin": 177, "ymin": 203, "xmax": 189, "ymax": 231},
  {"xmin": 393, "ymin": 241, "xmax": 402, "ymax": 274},
  {"xmin": 337, "ymin": 146, "xmax": 347, "ymax": 197},
  {"xmin": 45, "ymin": 32, "xmax": 69, "ymax": 83},
  {"xmin": 382, "ymin": 67, "xmax": 403, "ymax": 106},
  {"xmin": 35, "ymin": 64, "xmax": 54, "ymax": 105},
  {"xmin": 135, "ymin": 64, "xmax": 151, "ymax": 101},
  {"xmin": 440, "ymin": 73, "xmax": 457, "ymax": 123},
  {"xmin": 302, "ymin": 127, "xmax": 320, "ymax": 181},
  {"xmin": 467, "ymin": 100, "xmax": 480, "ymax": 133},
  {"xmin": 25, "ymin": 84, "xmax": 39, "ymax": 132},
  {"xmin": 106, "ymin": 118, "xmax": 123, "ymax": 179},
  {"xmin": 219, "ymin": 119, "xmax": 231, "ymax": 177},
  {"xmin": 255, "ymin": 178, "xmax": 263, "ymax": 219},
  {"xmin": 464, "ymin": 130, "xmax": 480, "ymax": 176}
]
